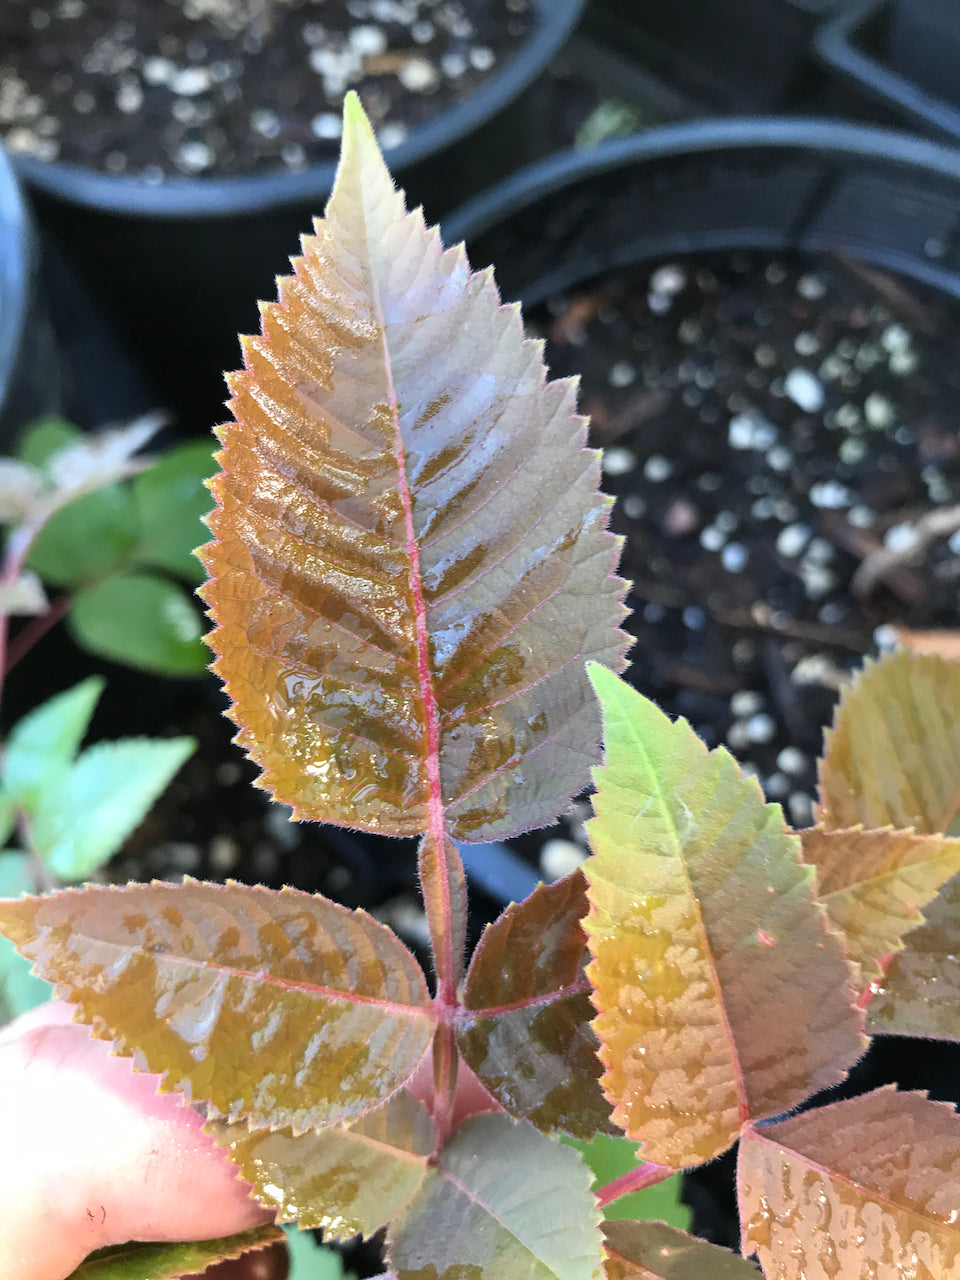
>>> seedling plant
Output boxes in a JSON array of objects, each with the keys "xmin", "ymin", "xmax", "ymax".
[{"xmin": 3, "ymin": 96, "xmax": 960, "ymax": 1279}]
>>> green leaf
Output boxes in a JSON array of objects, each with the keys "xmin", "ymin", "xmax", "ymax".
[
  {"xmin": 213, "ymin": 1091, "xmax": 433, "ymax": 1238},
  {"xmin": 561, "ymin": 1135, "xmax": 691, "ymax": 1229},
  {"xmin": 387, "ymin": 1113, "xmax": 604, "ymax": 1280},
  {"xmin": 65, "ymin": 1225, "xmax": 285, "ymax": 1280},
  {"xmin": 459, "ymin": 870, "xmax": 613, "ymax": 1140},
  {"xmin": 69, "ymin": 572, "xmax": 209, "ymax": 677},
  {"xmin": 134, "ymin": 442, "xmax": 216, "ymax": 584},
  {"xmin": 583, "ymin": 665, "xmax": 865, "ymax": 1168},
  {"xmin": 0, "ymin": 851, "xmax": 48, "ymax": 1023},
  {"xmin": 31, "ymin": 735, "xmax": 195, "ymax": 880},
  {"xmin": 17, "ymin": 416, "xmax": 83, "ymax": 468},
  {"xmin": 602, "ymin": 1221, "xmax": 757, "ymax": 1279},
  {"xmin": 284, "ymin": 1227, "xmax": 346, "ymax": 1280},
  {"xmin": 27, "ymin": 485, "xmax": 139, "ymax": 587},
  {"xmin": 0, "ymin": 880, "xmax": 435, "ymax": 1129},
  {"xmin": 3, "ymin": 676, "xmax": 104, "ymax": 808},
  {"xmin": 0, "ymin": 792, "xmax": 16, "ymax": 848}
]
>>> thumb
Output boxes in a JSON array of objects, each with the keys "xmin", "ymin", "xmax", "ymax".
[{"xmin": 0, "ymin": 1001, "xmax": 274, "ymax": 1280}]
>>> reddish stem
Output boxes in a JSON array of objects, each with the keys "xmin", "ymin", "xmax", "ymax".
[
  {"xmin": 594, "ymin": 1161, "xmax": 674, "ymax": 1209},
  {"xmin": 5, "ymin": 592, "xmax": 71, "ymax": 675}
]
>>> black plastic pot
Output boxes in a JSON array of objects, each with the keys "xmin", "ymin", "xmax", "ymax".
[
  {"xmin": 444, "ymin": 116, "xmax": 960, "ymax": 303},
  {"xmin": 584, "ymin": 0, "xmax": 853, "ymax": 112},
  {"xmin": 816, "ymin": 0, "xmax": 960, "ymax": 143},
  {"xmin": 13, "ymin": 0, "xmax": 583, "ymax": 436},
  {"xmin": 0, "ymin": 144, "xmax": 60, "ymax": 446}
]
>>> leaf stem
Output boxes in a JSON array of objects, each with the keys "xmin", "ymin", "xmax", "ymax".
[
  {"xmin": 5, "ymin": 592, "xmax": 72, "ymax": 676},
  {"xmin": 594, "ymin": 1161, "xmax": 674, "ymax": 1209}
]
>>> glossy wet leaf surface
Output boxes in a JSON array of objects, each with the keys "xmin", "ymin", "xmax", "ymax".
[
  {"xmin": 387, "ymin": 1113, "xmax": 604, "ymax": 1280},
  {"xmin": 66, "ymin": 1225, "xmax": 285, "ymax": 1280},
  {"xmin": 799, "ymin": 825, "xmax": 960, "ymax": 986},
  {"xmin": 199, "ymin": 95, "xmax": 628, "ymax": 839},
  {"xmin": 817, "ymin": 650, "xmax": 960, "ymax": 835},
  {"xmin": 739, "ymin": 1088, "xmax": 960, "ymax": 1279},
  {"xmin": 583, "ymin": 666, "xmax": 864, "ymax": 1168},
  {"xmin": 459, "ymin": 870, "xmax": 612, "ymax": 1139},
  {"xmin": 602, "ymin": 1221, "xmax": 756, "ymax": 1279},
  {"xmin": 212, "ymin": 1090, "xmax": 433, "ymax": 1238},
  {"xmin": 70, "ymin": 571, "xmax": 210, "ymax": 677},
  {"xmin": 0, "ymin": 881, "xmax": 434, "ymax": 1128},
  {"xmin": 866, "ymin": 871, "xmax": 960, "ymax": 1040}
]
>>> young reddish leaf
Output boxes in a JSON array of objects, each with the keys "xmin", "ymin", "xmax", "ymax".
[
  {"xmin": 458, "ymin": 870, "xmax": 613, "ymax": 1140},
  {"xmin": 739, "ymin": 1088, "xmax": 960, "ymax": 1277},
  {"xmin": 817, "ymin": 650, "xmax": 960, "ymax": 835},
  {"xmin": 0, "ymin": 881, "xmax": 434, "ymax": 1128},
  {"xmin": 418, "ymin": 832, "xmax": 467, "ymax": 994},
  {"xmin": 210, "ymin": 1090, "xmax": 433, "ymax": 1239},
  {"xmin": 198, "ymin": 93, "xmax": 628, "ymax": 841},
  {"xmin": 387, "ymin": 1113, "xmax": 604, "ymax": 1280},
  {"xmin": 866, "ymin": 872, "xmax": 960, "ymax": 1041},
  {"xmin": 584, "ymin": 665, "xmax": 865, "ymax": 1169},
  {"xmin": 601, "ymin": 1221, "xmax": 757, "ymax": 1279},
  {"xmin": 67, "ymin": 1225, "xmax": 285, "ymax": 1280},
  {"xmin": 890, "ymin": 626, "xmax": 960, "ymax": 661},
  {"xmin": 800, "ymin": 825, "xmax": 960, "ymax": 986}
]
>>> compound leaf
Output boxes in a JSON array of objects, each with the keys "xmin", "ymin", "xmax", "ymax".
[
  {"xmin": 866, "ymin": 871, "xmax": 960, "ymax": 1041},
  {"xmin": 387, "ymin": 1113, "xmax": 604, "ymax": 1280},
  {"xmin": 65, "ymin": 1225, "xmax": 285, "ymax": 1280},
  {"xmin": 31, "ymin": 736, "xmax": 196, "ymax": 881},
  {"xmin": 17, "ymin": 415, "xmax": 83, "ymax": 468},
  {"xmin": 134, "ymin": 441, "xmax": 217, "ymax": 584},
  {"xmin": 459, "ymin": 870, "xmax": 612, "ymax": 1139},
  {"xmin": 70, "ymin": 571, "xmax": 209, "ymax": 677},
  {"xmin": 199, "ymin": 92, "xmax": 628, "ymax": 840},
  {"xmin": 211, "ymin": 1089, "xmax": 433, "ymax": 1239},
  {"xmin": 817, "ymin": 650, "xmax": 960, "ymax": 835},
  {"xmin": 583, "ymin": 665, "xmax": 865, "ymax": 1169},
  {"xmin": 0, "ymin": 880, "xmax": 435, "ymax": 1128},
  {"xmin": 3, "ymin": 676, "xmax": 104, "ymax": 809},
  {"xmin": 602, "ymin": 1221, "xmax": 756, "ymax": 1279},
  {"xmin": 739, "ymin": 1088, "xmax": 960, "ymax": 1278},
  {"xmin": 800, "ymin": 825, "xmax": 960, "ymax": 987}
]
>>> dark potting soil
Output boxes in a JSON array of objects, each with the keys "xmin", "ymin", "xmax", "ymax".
[
  {"xmin": 0, "ymin": 0, "xmax": 533, "ymax": 177},
  {"xmin": 526, "ymin": 249, "xmax": 960, "ymax": 1251}
]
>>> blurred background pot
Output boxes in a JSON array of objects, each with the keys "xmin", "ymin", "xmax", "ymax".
[
  {"xmin": 11, "ymin": 0, "xmax": 583, "ymax": 436},
  {"xmin": 816, "ymin": 0, "xmax": 960, "ymax": 144},
  {"xmin": 0, "ymin": 142, "xmax": 60, "ymax": 446}
]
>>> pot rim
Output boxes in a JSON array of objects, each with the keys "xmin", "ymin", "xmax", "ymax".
[
  {"xmin": 10, "ymin": 0, "xmax": 583, "ymax": 220},
  {"xmin": 0, "ymin": 143, "xmax": 36, "ymax": 424}
]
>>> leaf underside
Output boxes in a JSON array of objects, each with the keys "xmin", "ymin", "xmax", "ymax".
[
  {"xmin": 0, "ymin": 880, "xmax": 433, "ymax": 1128},
  {"xmin": 66, "ymin": 1225, "xmax": 285, "ymax": 1280},
  {"xmin": 817, "ymin": 650, "xmax": 960, "ymax": 835},
  {"xmin": 387, "ymin": 1113, "xmax": 604, "ymax": 1280},
  {"xmin": 799, "ymin": 825, "xmax": 960, "ymax": 986},
  {"xmin": 459, "ymin": 870, "xmax": 613, "ymax": 1139},
  {"xmin": 210, "ymin": 1089, "xmax": 433, "ymax": 1239},
  {"xmin": 199, "ymin": 97, "xmax": 628, "ymax": 840},
  {"xmin": 583, "ymin": 666, "xmax": 865, "ymax": 1168},
  {"xmin": 601, "ymin": 1220, "xmax": 757, "ymax": 1279},
  {"xmin": 739, "ymin": 1088, "xmax": 960, "ymax": 1279},
  {"xmin": 866, "ymin": 870, "xmax": 960, "ymax": 1040}
]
